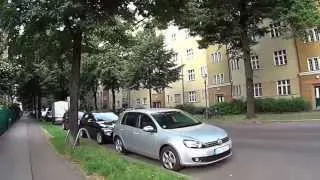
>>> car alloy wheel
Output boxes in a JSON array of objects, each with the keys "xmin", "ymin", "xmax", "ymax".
[
  {"xmin": 160, "ymin": 146, "xmax": 181, "ymax": 171},
  {"xmin": 115, "ymin": 138, "xmax": 125, "ymax": 153},
  {"xmin": 96, "ymin": 132, "xmax": 104, "ymax": 144}
]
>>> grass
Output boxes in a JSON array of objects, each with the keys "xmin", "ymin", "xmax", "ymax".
[
  {"xmin": 194, "ymin": 111, "xmax": 320, "ymax": 124},
  {"xmin": 42, "ymin": 123, "xmax": 186, "ymax": 180}
]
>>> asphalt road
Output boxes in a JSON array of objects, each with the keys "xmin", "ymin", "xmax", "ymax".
[{"xmin": 107, "ymin": 122, "xmax": 320, "ymax": 180}]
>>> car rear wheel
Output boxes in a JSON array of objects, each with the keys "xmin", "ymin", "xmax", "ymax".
[
  {"xmin": 114, "ymin": 137, "xmax": 127, "ymax": 154},
  {"xmin": 160, "ymin": 146, "xmax": 182, "ymax": 171},
  {"xmin": 96, "ymin": 132, "xmax": 104, "ymax": 144}
]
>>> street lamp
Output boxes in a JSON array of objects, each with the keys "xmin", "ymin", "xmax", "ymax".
[{"xmin": 202, "ymin": 73, "xmax": 208, "ymax": 120}]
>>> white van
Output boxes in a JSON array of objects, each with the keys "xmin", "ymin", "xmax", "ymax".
[{"xmin": 52, "ymin": 101, "xmax": 69, "ymax": 124}]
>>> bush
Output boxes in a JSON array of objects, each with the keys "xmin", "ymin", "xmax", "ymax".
[
  {"xmin": 211, "ymin": 99, "xmax": 246, "ymax": 115},
  {"xmin": 175, "ymin": 104, "xmax": 206, "ymax": 114},
  {"xmin": 212, "ymin": 97, "xmax": 311, "ymax": 115}
]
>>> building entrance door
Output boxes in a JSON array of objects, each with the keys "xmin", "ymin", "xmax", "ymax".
[{"xmin": 315, "ymin": 87, "xmax": 320, "ymax": 109}]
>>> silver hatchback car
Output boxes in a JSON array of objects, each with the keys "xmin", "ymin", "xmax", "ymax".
[{"xmin": 113, "ymin": 109, "xmax": 232, "ymax": 171}]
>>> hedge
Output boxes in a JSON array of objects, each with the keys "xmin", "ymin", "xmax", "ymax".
[
  {"xmin": 0, "ymin": 104, "xmax": 22, "ymax": 135},
  {"xmin": 175, "ymin": 98, "xmax": 311, "ymax": 115}
]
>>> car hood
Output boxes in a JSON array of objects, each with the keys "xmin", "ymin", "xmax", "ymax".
[{"xmin": 167, "ymin": 123, "xmax": 228, "ymax": 143}]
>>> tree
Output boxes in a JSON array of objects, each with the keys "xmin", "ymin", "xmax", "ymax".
[
  {"xmin": 128, "ymin": 29, "xmax": 181, "ymax": 107},
  {"xmin": 170, "ymin": 0, "xmax": 320, "ymax": 118}
]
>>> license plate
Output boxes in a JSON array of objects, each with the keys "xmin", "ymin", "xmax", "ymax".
[{"xmin": 215, "ymin": 145, "xmax": 229, "ymax": 155}]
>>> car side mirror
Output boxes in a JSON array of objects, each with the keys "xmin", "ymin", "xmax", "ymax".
[{"xmin": 143, "ymin": 126, "xmax": 156, "ymax": 133}]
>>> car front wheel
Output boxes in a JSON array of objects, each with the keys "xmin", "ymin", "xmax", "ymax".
[
  {"xmin": 114, "ymin": 137, "xmax": 127, "ymax": 154},
  {"xmin": 96, "ymin": 132, "xmax": 105, "ymax": 144},
  {"xmin": 160, "ymin": 146, "xmax": 182, "ymax": 171}
]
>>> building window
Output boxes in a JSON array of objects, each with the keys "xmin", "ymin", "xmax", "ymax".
[
  {"xmin": 186, "ymin": 48, "xmax": 194, "ymax": 59},
  {"xmin": 232, "ymin": 85, "xmax": 242, "ymax": 97},
  {"xmin": 274, "ymin": 50, "xmax": 287, "ymax": 66},
  {"xmin": 254, "ymin": 83, "xmax": 263, "ymax": 97},
  {"xmin": 188, "ymin": 69, "xmax": 195, "ymax": 81},
  {"xmin": 172, "ymin": 53, "xmax": 178, "ymax": 62},
  {"xmin": 251, "ymin": 56, "xmax": 261, "ymax": 70},
  {"xmin": 231, "ymin": 59, "xmax": 240, "ymax": 70},
  {"xmin": 188, "ymin": 91, "xmax": 196, "ymax": 103},
  {"xmin": 185, "ymin": 29, "xmax": 190, "ymax": 39},
  {"xmin": 211, "ymin": 52, "xmax": 222, "ymax": 63},
  {"xmin": 277, "ymin": 80, "xmax": 291, "ymax": 96},
  {"xmin": 270, "ymin": 22, "xmax": 281, "ymax": 38},
  {"xmin": 143, "ymin": 98, "xmax": 147, "ymax": 105},
  {"xmin": 308, "ymin": 57, "xmax": 320, "ymax": 72},
  {"xmin": 200, "ymin": 66, "xmax": 207, "ymax": 77},
  {"xmin": 213, "ymin": 73, "xmax": 224, "ymax": 85},
  {"xmin": 216, "ymin": 95, "xmax": 224, "ymax": 103},
  {"xmin": 305, "ymin": 28, "xmax": 320, "ymax": 42},
  {"xmin": 171, "ymin": 33, "xmax": 176, "ymax": 41},
  {"xmin": 136, "ymin": 98, "xmax": 141, "ymax": 105},
  {"xmin": 174, "ymin": 94, "xmax": 181, "ymax": 104}
]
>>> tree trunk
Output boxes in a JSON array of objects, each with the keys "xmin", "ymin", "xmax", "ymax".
[
  {"xmin": 240, "ymin": 1, "xmax": 255, "ymax": 119},
  {"xmin": 69, "ymin": 30, "xmax": 82, "ymax": 143},
  {"xmin": 93, "ymin": 90, "xmax": 98, "ymax": 111},
  {"xmin": 37, "ymin": 91, "xmax": 42, "ymax": 120},
  {"xmin": 149, "ymin": 88, "xmax": 152, "ymax": 108},
  {"xmin": 111, "ymin": 88, "xmax": 116, "ymax": 112}
]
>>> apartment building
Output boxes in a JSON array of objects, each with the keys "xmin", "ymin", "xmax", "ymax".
[
  {"xmin": 231, "ymin": 19, "xmax": 301, "ymax": 100},
  {"xmin": 295, "ymin": 27, "xmax": 320, "ymax": 109}
]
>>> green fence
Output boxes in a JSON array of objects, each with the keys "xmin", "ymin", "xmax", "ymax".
[{"xmin": 0, "ymin": 107, "xmax": 20, "ymax": 135}]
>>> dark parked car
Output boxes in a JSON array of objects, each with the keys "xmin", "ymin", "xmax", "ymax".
[
  {"xmin": 79, "ymin": 112, "xmax": 119, "ymax": 144},
  {"xmin": 62, "ymin": 111, "xmax": 84, "ymax": 130}
]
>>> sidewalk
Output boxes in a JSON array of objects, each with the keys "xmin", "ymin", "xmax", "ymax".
[{"xmin": 0, "ymin": 116, "xmax": 84, "ymax": 180}]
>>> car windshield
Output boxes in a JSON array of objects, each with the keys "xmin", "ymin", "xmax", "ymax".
[
  {"xmin": 151, "ymin": 111, "xmax": 201, "ymax": 129},
  {"xmin": 93, "ymin": 113, "xmax": 118, "ymax": 122}
]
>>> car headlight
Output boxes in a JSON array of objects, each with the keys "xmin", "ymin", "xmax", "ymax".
[{"xmin": 183, "ymin": 140, "xmax": 203, "ymax": 148}]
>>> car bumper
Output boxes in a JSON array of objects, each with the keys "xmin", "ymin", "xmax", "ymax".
[{"xmin": 179, "ymin": 140, "xmax": 232, "ymax": 166}]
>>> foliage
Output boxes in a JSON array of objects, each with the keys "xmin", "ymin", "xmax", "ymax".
[
  {"xmin": 128, "ymin": 29, "xmax": 181, "ymax": 92},
  {"xmin": 211, "ymin": 98, "xmax": 311, "ymax": 115},
  {"xmin": 175, "ymin": 104, "xmax": 206, "ymax": 115},
  {"xmin": 42, "ymin": 123, "xmax": 186, "ymax": 180}
]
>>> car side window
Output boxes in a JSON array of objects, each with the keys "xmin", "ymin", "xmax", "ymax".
[
  {"xmin": 139, "ymin": 114, "xmax": 156, "ymax": 130},
  {"xmin": 121, "ymin": 113, "xmax": 128, "ymax": 125},
  {"xmin": 124, "ymin": 113, "xmax": 139, "ymax": 128}
]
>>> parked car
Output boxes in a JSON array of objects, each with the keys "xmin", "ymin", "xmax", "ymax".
[
  {"xmin": 51, "ymin": 101, "xmax": 69, "ymax": 124},
  {"xmin": 113, "ymin": 108, "xmax": 232, "ymax": 171},
  {"xmin": 62, "ymin": 111, "xmax": 84, "ymax": 130},
  {"xmin": 45, "ymin": 110, "xmax": 53, "ymax": 121},
  {"xmin": 80, "ymin": 112, "xmax": 119, "ymax": 144}
]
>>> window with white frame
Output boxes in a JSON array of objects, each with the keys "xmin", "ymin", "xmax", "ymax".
[
  {"xmin": 214, "ymin": 73, "xmax": 224, "ymax": 85},
  {"xmin": 251, "ymin": 55, "xmax": 261, "ymax": 69},
  {"xmin": 232, "ymin": 85, "xmax": 242, "ymax": 97},
  {"xmin": 270, "ymin": 22, "xmax": 281, "ymax": 38},
  {"xmin": 136, "ymin": 98, "xmax": 141, "ymax": 105},
  {"xmin": 188, "ymin": 91, "xmax": 197, "ymax": 103},
  {"xmin": 232, "ymin": 85, "xmax": 241, "ymax": 97},
  {"xmin": 143, "ymin": 98, "xmax": 147, "ymax": 105},
  {"xmin": 216, "ymin": 95, "xmax": 224, "ymax": 103},
  {"xmin": 211, "ymin": 52, "xmax": 222, "ymax": 63},
  {"xmin": 254, "ymin": 83, "xmax": 263, "ymax": 97},
  {"xmin": 172, "ymin": 53, "xmax": 178, "ymax": 62},
  {"xmin": 277, "ymin": 80, "xmax": 291, "ymax": 96},
  {"xmin": 188, "ymin": 69, "xmax": 195, "ymax": 81},
  {"xmin": 200, "ymin": 66, "xmax": 207, "ymax": 77},
  {"xmin": 171, "ymin": 33, "xmax": 176, "ymax": 41},
  {"xmin": 185, "ymin": 29, "xmax": 190, "ymax": 39},
  {"xmin": 231, "ymin": 59, "xmax": 240, "ymax": 70},
  {"xmin": 307, "ymin": 57, "xmax": 320, "ymax": 71},
  {"xmin": 186, "ymin": 48, "xmax": 194, "ymax": 59},
  {"xmin": 174, "ymin": 94, "xmax": 181, "ymax": 104},
  {"xmin": 274, "ymin": 50, "xmax": 288, "ymax": 66},
  {"xmin": 305, "ymin": 28, "xmax": 320, "ymax": 43}
]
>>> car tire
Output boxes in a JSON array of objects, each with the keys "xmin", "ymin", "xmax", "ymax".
[
  {"xmin": 114, "ymin": 137, "xmax": 127, "ymax": 154},
  {"xmin": 160, "ymin": 146, "xmax": 182, "ymax": 171},
  {"xmin": 96, "ymin": 132, "xmax": 105, "ymax": 144},
  {"xmin": 62, "ymin": 123, "xmax": 67, "ymax": 130},
  {"xmin": 79, "ymin": 129, "xmax": 87, "ymax": 138}
]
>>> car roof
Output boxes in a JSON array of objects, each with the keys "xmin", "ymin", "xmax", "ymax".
[{"xmin": 124, "ymin": 108, "xmax": 181, "ymax": 115}]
